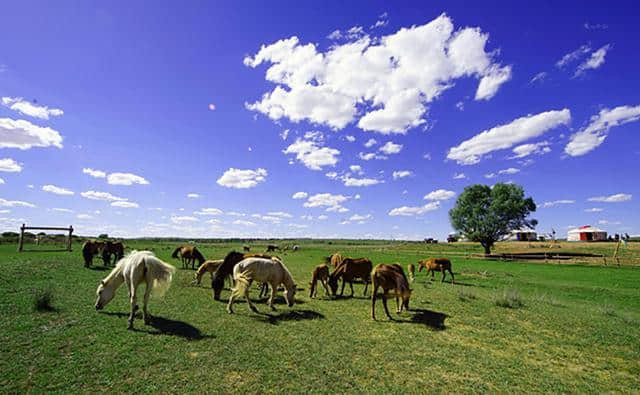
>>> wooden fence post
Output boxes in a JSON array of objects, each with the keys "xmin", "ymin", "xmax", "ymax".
[
  {"xmin": 67, "ymin": 226, "xmax": 73, "ymax": 252},
  {"xmin": 18, "ymin": 223, "xmax": 25, "ymax": 252}
]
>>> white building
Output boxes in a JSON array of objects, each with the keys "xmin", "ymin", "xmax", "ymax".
[{"xmin": 567, "ymin": 225, "xmax": 607, "ymax": 242}]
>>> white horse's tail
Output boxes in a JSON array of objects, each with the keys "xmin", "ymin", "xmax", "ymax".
[
  {"xmin": 231, "ymin": 271, "xmax": 252, "ymax": 297},
  {"xmin": 145, "ymin": 256, "xmax": 177, "ymax": 297}
]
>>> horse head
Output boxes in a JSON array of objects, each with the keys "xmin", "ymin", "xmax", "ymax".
[
  {"xmin": 328, "ymin": 273, "xmax": 339, "ymax": 295},
  {"xmin": 212, "ymin": 251, "xmax": 244, "ymax": 300},
  {"xmin": 285, "ymin": 283, "xmax": 297, "ymax": 307},
  {"xmin": 95, "ymin": 280, "xmax": 115, "ymax": 310}
]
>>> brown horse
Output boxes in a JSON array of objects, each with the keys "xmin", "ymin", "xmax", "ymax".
[
  {"xmin": 324, "ymin": 253, "xmax": 344, "ymax": 268},
  {"xmin": 102, "ymin": 241, "xmax": 124, "ymax": 266},
  {"xmin": 82, "ymin": 240, "xmax": 105, "ymax": 267},
  {"xmin": 211, "ymin": 251, "xmax": 277, "ymax": 300},
  {"xmin": 266, "ymin": 244, "xmax": 280, "ymax": 252},
  {"xmin": 171, "ymin": 245, "xmax": 206, "ymax": 270},
  {"xmin": 418, "ymin": 258, "xmax": 455, "ymax": 283},
  {"xmin": 194, "ymin": 259, "xmax": 224, "ymax": 285},
  {"xmin": 371, "ymin": 264, "xmax": 412, "ymax": 320},
  {"xmin": 407, "ymin": 263, "xmax": 415, "ymax": 283},
  {"xmin": 328, "ymin": 258, "xmax": 372, "ymax": 297},
  {"xmin": 309, "ymin": 264, "xmax": 330, "ymax": 298},
  {"xmin": 243, "ymin": 245, "xmax": 251, "ymax": 252}
]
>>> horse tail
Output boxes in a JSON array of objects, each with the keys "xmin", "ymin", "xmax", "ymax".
[
  {"xmin": 146, "ymin": 256, "xmax": 176, "ymax": 297},
  {"xmin": 171, "ymin": 247, "xmax": 182, "ymax": 259},
  {"xmin": 231, "ymin": 271, "xmax": 251, "ymax": 298}
]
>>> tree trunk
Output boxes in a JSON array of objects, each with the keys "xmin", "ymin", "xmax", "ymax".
[{"xmin": 482, "ymin": 243, "xmax": 492, "ymax": 256}]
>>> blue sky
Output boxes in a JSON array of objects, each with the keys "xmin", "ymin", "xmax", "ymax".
[{"xmin": 1, "ymin": 1, "xmax": 639, "ymax": 239}]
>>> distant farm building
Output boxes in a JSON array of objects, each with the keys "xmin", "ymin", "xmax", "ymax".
[
  {"xmin": 567, "ymin": 225, "xmax": 607, "ymax": 242},
  {"xmin": 506, "ymin": 229, "xmax": 537, "ymax": 241}
]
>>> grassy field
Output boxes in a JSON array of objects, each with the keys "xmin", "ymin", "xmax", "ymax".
[{"xmin": 1, "ymin": 240, "xmax": 639, "ymax": 393}]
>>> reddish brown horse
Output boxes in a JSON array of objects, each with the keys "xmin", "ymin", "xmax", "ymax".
[
  {"xmin": 418, "ymin": 258, "xmax": 455, "ymax": 283},
  {"xmin": 309, "ymin": 264, "xmax": 330, "ymax": 298},
  {"xmin": 211, "ymin": 251, "xmax": 277, "ymax": 300},
  {"xmin": 328, "ymin": 258, "xmax": 372, "ymax": 297},
  {"xmin": 371, "ymin": 263, "xmax": 412, "ymax": 320},
  {"xmin": 82, "ymin": 240, "xmax": 105, "ymax": 267},
  {"xmin": 171, "ymin": 245, "xmax": 206, "ymax": 270}
]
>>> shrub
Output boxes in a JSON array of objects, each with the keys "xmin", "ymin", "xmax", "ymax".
[
  {"xmin": 33, "ymin": 287, "xmax": 56, "ymax": 312},
  {"xmin": 494, "ymin": 287, "xmax": 524, "ymax": 308}
]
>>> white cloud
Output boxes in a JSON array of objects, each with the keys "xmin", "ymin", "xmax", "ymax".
[
  {"xmin": 187, "ymin": 193, "xmax": 200, "ymax": 198},
  {"xmin": 226, "ymin": 211, "xmax": 245, "ymax": 217},
  {"xmin": 111, "ymin": 201, "xmax": 139, "ymax": 208},
  {"xmin": 52, "ymin": 208, "xmax": 73, "ymax": 213},
  {"xmin": 292, "ymin": 191, "xmax": 308, "ymax": 199},
  {"xmin": 359, "ymin": 152, "xmax": 387, "ymax": 161},
  {"xmin": 77, "ymin": 214, "xmax": 93, "ymax": 220},
  {"xmin": 484, "ymin": 173, "xmax": 496, "ymax": 179},
  {"xmin": 267, "ymin": 211, "xmax": 293, "ymax": 218},
  {"xmin": 42, "ymin": 185, "xmax": 74, "ymax": 195},
  {"xmin": 423, "ymin": 153, "xmax": 431, "ymax": 160},
  {"xmin": 575, "ymin": 44, "xmax": 611, "ymax": 76},
  {"xmin": 529, "ymin": 72, "xmax": 547, "ymax": 84},
  {"xmin": 0, "ymin": 198, "xmax": 36, "ymax": 208},
  {"xmin": 556, "ymin": 44, "xmax": 591, "ymax": 68},
  {"xmin": 510, "ymin": 141, "xmax": 551, "ymax": 158},
  {"xmin": 2, "ymin": 97, "xmax": 63, "ymax": 120},
  {"xmin": 245, "ymin": 14, "xmax": 511, "ymax": 134},
  {"xmin": 364, "ymin": 138, "xmax": 377, "ymax": 148},
  {"xmin": 388, "ymin": 201, "xmax": 440, "ymax": 216},
  {"xmin": 392, "ymin": 170, "xmax": 413, "ymax": 180},
  {"xmin": 233, "ymin": 219, "xmax": 257, "ymax": 227},
  {"xmin": 588, "ymin": 193, "xmax": 631, "ymax": 203},
  {"xmin": 303, "ymin": 193, "xmax": 349, "ymax": 211},
  {"xmin": 424, "ymin": 189, "xmax": 456, "ymax": 201},
  {"xmin": 0, "ymin": 178, "xmax": 4, "ymax": 184},
  {"xmin": 83, "ymin": 168, "xmax": 106, "ymax": 178},
  {"xmin": 280, "ymin": 129, "xmax": 290, "ymax": 140},
  {"xmin": 585, "ymin": 208, "xmax": 603, "ymax": 212},
  {"xmin": 342, "ymin": 176, "xmax": 383, "ymax": 187},
  {"xmin": 565, "ymin": 105, "xmax": 640, "ymax": 156},
  {"xmin": 283, "ymin": 139, "xmax": 340, "ymax": 170},
  {"xmin": 217, "ymin": 168, "xmax": 267, "ymax": 188},
  {"xmin": 379, "ymin": 141, "xmax": 402, "ymax": 155},
  {"xmin": 447, "ymin": 109, "xmax": 571, "ymax": 165},
  {"xmin": 0, "ymin": 118, "xmax": 63, "ymax": 150},
  {"xmin": 304, "ymin": 130, "xmax": 325, "ymax": 142},
  {"xmin": 327, "ymin": 30, "xmax": 342, "ymax": 40},
  {"xmin": 348, "ymin": 213, "xmax": 372, "ymax": 223},
  {"xmin": 498, "ymin": 167, "xmax": 520, "ymax": 175},
  {"xmin": 584, "ymin": 22, "xmax": 608, "ymax": 30},
  {"xmin": 598, "ymin": 219, "xmax": 621, "ymax": 225},
  {"xmin": 453, "ymin": 172, "xmax": 467, "ymax": 180},
  {"xmin": 0, "ymin": 158, "xmax": 22, "ymax": 172},
  {"xmin": 317, "ymin": 214, "xmax": 328, "ymax": 220},
  {"xmin": 542, "ymin": 200, "xmax": 575, "ymax": 208},
  {"xmin": 325, "ymin": 171, "xmax": 339, "ymax": 179},
  {"xmin": 171, "ymin": 216, "xmax": 199, "ymax": 223},
  {"xmin": 107, "ymin": 172, "xmax": 149, "ymax": 186},
  {"xmin": 195, "ymin": 208, "xmax": 224, "ymax": 216},
  {"xmin": 80, "ymin": 191, "xmax": 127, "ymax": 201},
  {"xmin": 456, "ymin": 101, "xmax": 465, "ymax": 111},
  {"xmin": 345, "ymin": 135, "xmax": 356, "ymax": 142},
  {"xmin": 349, "ymin": 165, "xmax": 363, "ymax": 175}
]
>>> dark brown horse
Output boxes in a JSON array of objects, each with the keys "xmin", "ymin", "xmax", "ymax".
[
  {"xmin": 171, "ymin": 245, "xmax": 206, "ymax": 270},
  {"xmin": 371, "ymin": 263, "xmax": 412, "ymax": 320},
  {"xmin": 82, "ymin": 240, "xmax": 105, "ymax": 267},
  {"xmin": 309, "ymin": 263, "xmax": 330, "ymax": 298},
  {"xmin": 328, "ymin": 258, "xmax": 372, "ymax": 297},
  {"xmin": 102, "ymin": 241, "xmax": 124, "ymax": 266},
  {"xmin": 418, "ymin": 258, "xmax": 454, "ymax": 283},
  {"xmin": 266, "ymin": 244, "xmax": 280, "ymax": 252},
  {"xmin": 211, "ymin": 251, "xmax": 276, "ymax": 300}
]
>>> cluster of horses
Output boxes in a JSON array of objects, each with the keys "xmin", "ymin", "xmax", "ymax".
[
  {"xmin": 92, "ymin": 244, "xmax": 455, "ymax": 329},
  {"xmin": 82, "ymin": 240, "xmax": 124, "ymax": 267}
]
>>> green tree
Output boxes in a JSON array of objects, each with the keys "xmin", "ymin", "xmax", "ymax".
[
  {"xmin": 98, "ymin": 234, "xmax": 109, "ymax": 239},
  {"xmin": 449, "ymin": 183, "xmax": 537, "ymax": 255}
]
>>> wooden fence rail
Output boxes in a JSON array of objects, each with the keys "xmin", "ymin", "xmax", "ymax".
[{"xmin": 18, "ymin": 224, "xmax": 74, "ymax": 252}]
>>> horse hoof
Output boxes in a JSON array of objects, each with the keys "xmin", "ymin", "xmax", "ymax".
[{"xmin": 227, "ymin": 309, "xmax": 233, "ymax": 314}]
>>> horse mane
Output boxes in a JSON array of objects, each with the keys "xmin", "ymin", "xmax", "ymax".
[
  {"xmin": 171, "ymin": 246, "xmax": 182, "ymax": 259},
  {"xmin": 275, "ymin": 259, "xmax": 295, "ymax": 288}
]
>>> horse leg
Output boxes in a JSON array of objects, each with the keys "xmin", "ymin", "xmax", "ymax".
[
  {"xmin": 449, "ymin": 269, "xmax": 455, "ymax": 284},
  {"xmin": 246, "ymin": 284, "xmax": 258, "ymax": 313},
  {"xmin": 321, "ymin": 279, "xmax": 330, "ymax": 297},
  {"xmin": 382, "ymin": 290, "xmax": 393, "ymax": 320},
  {"xmin": 309, "ymin": 280, "xmax": 315, "ymax": 298},
  {"xmin": 441, "ymin": 268, "xmax": 446, "ymax": 283},
  {"xmin": 349, "ymin": 281, "xmax": 355, "ymax": 297},
  {"xmin": 226, "ymin": 286, "xmax": 237, "ymax": 314},
  {"xmin": 143, "ymin": 279, "xmax": 152, "ymax": 325},
  {"xmin": 268, "ymin": 282, "xmax": 277, "ymax": 311},
  {"xmin": 363, "ymin": 280, "xmax": 369, "ymax": 296},
  {"xmin": 340, "ymin": 278, "xmax": 346, "ymax": 296},
  {"xmin": 395, "ymin": 291, "xmax": 400, "ymax": 313},
  {"xmin": 128, "ymin": 282, "xmax": 138, "ymax": 329},
  {"xmin": 371, "ymin": 284, "xmax": 378, "ymax": 320}
]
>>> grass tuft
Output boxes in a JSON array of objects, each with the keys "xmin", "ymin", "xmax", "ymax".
[
  {"xmin": 600, "ymin": 302, "xmax": 616, "ymax": 317},
  {"xmin": 33, "ymin": 286, "xmax": 56, "ymax": 312},
  {"xmin": 458, "ymin": 287, "xmax": 477, "ymax": 302},
  {"xmin": 494, "ymin": 287, "xmax": 524, "ymax": 308}
]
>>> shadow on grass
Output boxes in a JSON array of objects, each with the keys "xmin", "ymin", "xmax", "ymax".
[
  {"xmin": 100, "ymin": 312, "xmax": 213, "ymax": 340},
  {"xmin": 376, "ymin": 308, "xmax": 448, "ymax": 331},
  {"xmin": 212, "ymin": 295, "xmax": 306, "ymax": 305},
  {"xmin": 250, "ymin": 309, "xmax": 325, "ymax": 325},
  {"xmin": 88, "ymin": 266, "xmax": 110, "ymax": 271}
]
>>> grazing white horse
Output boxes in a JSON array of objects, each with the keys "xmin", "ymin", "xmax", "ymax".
[
  {"xmin": 95, "ymin": 250, "xmax": 176, "ymax": 329},
  {"xmin": 227, "ymin": 257, "xmax": 296, "ymax": 314}
]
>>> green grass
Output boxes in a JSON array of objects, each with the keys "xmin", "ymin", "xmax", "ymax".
[{"xmin": 1, "ymin": 240, "xmax": 639, "ymax": 393}]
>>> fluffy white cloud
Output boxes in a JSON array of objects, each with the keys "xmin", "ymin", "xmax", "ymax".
[
  {"xmin": 217, "ymin": 168, "xmax": 267, "ymax": 188},
  {"xmin": 392, "ymin": 170, "xmax": 413, "ymax": 180},
  {"xmin": 0, "ymin": 158, "xmax": 22, "ymax": 172},
  {"xmin": 284, "ymin": 139, "xmax": 340, "ymax": 170},
  {"xmin": 111, "ymin": 201, "xmax": 139, "ymax": 208},
  {"xmin": 80, "ymin": 191, "xmax": 127, "ymax": 201},
  {"xmin": 587, "ymin": 193, "xmax": 631, "ymax": 203},
  {"xmin": 83, "ymin": 168, "xmax": 106, "ymax": 178},
  {"xmin": 378, "ymin": 141, "xmax": 402, "ymax": 155},
  {"xmin": 245, "ymin": 14, "xmax": 511, "ymax": 134},
  {"xmin": 447, "ymin": 109, "xmax": 571, "ymax": 165},
  {"xmin": 0, "ymin": 118, "xmax": 63, "ymax": 150},
  {"xmin": 388, "ymin": 201, "xmax": 440, "ymax": 216},
  {"xmin": 107, "ymin": 172, "xmax": 149, "ymax": 186},
  {"xmin": 42, "ymin": 185, "xmax": 74, "ymax": 195},
  {"xmin": 364, "ymin": 138, "xmax": 377, "ymax": 148},
  {"xmin": 453, "ymin": 172, "xmax": 467, "ymax": 179},
  {"xmin": 187, "ymin": 193, "xmax": 200, "ymax": 198},
  {"xmin": 0, "ymin": 198, "xmax": 36, "ymax": 208},
  {"xmin": 510, "ymin": 141, "xmax": 551, "ymax": 158},
  {"xmin": 195, "ymin": 208, "xmax": 224, "ymax": 216},
  {"xmin": 292, "ymin": 191, "xmax": 308, "ymax": 199},
  {"xmin": 359, "ymin": 152, "xmax": 387, "ymax": 161},
  {"xmin": 317, "ymin": 214, "xmax": 328, "ymax": 220},
  {"xmin": 171, "ymin": 216, "xmax": 199, "ymax": 223},
  {"xmin": 1, "ymin": 97, "xmax": 64, "ymax": 120},
  {"xmin": 349, "ymin": 165, "xmax": 363, "ymax": 174},
  {"xmin": 498, "ymin": 167, "xmax": 520, "ymax": 175},
  {"xmin": 233, "ymin": 219, "xmax": 257, "ymax": 227},
  {"xmin": 575, "ymin": 44, "xmax": 611, "ymax": 76},
  {"xmin": 565, "ymin": 105, "xmax": 640, "ymax": 156},
  {"xmin": 424, "ymin": 189, "xmax": 456, "ymax": 201},
  {"xmin": 345, "ymin": 135, "xmax": 356, "ymax": 142},
  {"xmin": 342, "ymin": 176, "xmax": 383, "ymax": 187},
  {"xmin": 556, "ymin": 44, "xmax": 591, "ymax": 68},
  {"xmin": 303, "ymin": 193, "xmax": 349, "ymax": 212},
  {"xmin": 484, "ymin": 173, "xmax": 496, "ymax": 179},
  {"xmin": 542, "ymin": 200, "xmax": 575, "ymax": 208}
]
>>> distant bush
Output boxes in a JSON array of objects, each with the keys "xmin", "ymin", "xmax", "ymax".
[
  {"xmin": 98, "ymin": 234, "xmax": 109, "ymax": 239},
  {"xmin": 494, "ymin": 288, "xmax": 524, "ymax": 308},
  {"xmin": 33, "ymin": 287, "xmax": 56, "ymax": 312}
]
